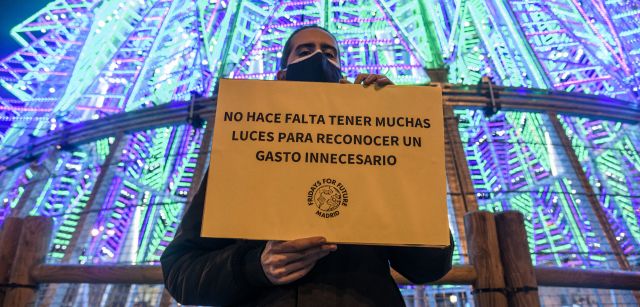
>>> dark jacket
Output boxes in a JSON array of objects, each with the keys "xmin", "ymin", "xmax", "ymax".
[{"xmin": 161, "ymin": 175, "xmax": 454, "ymax": 306}]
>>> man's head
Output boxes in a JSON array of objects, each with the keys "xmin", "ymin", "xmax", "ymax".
[{"xmin": 276, "ymin": 25, "xmax": 341, "ymax": 82}]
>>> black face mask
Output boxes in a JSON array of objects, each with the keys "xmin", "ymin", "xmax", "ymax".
[{"xmin": 284, "ymin": 51, "xmax": 342, "ymax": 83}]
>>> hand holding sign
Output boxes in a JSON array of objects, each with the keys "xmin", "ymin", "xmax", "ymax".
[
  {"xmin": 261, "ymin": 237, "xmax": 337, "ymax": 285},
  {"xmin": 339, "ymin": 73, "xmax": 395, "ymax": 88}
]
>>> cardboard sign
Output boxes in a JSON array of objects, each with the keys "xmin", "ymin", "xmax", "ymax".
[{"xmin": 202, "ymin": 79, "xmax": 449, "ymax": 247}]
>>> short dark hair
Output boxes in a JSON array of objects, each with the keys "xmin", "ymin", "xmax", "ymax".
[{"xmin": 279, "ymin": 25, "xmax": 339, "ymax": 70}]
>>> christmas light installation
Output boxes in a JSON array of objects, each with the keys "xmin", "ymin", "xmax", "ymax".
[{"xmin": 0, "ymin": 0, "xmax": 639, "ymax": 306}]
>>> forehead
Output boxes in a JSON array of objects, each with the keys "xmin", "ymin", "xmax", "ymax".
[{"xmin": 288, "ymin": 28, "xmax": 338, "ymax": 49}]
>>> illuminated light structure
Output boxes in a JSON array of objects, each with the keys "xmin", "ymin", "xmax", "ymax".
[
  {"xmin": 455, "ymin": 110, "xmax": 614, "ymax": 267},
  {"xmin": 432, "ymin": 0, "xmax": 640, "ymax": 103},
  {"xmin": 558, "ymin": 116, "xmax": 640, "ymax": 267},
  {"xmin": 505, "ymin": 0, "xmax": 640, "ymax": 101},
  {"xmin": 0, "ymin": 0, "xmax": 639, "ymax": 306},
  {"xmin": 219, "ymin": 1, "xmax": 441, "ymax": 84},
  {"xmin": 433, "ymin": 0, "xmax": 550, "ymax": 88}
]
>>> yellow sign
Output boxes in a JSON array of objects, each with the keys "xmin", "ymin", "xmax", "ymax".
[{"xmin": 202, "ymin": 79, "xmax": 449, "ymax": 247}]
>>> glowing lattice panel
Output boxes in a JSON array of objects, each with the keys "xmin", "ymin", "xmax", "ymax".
[
  {"xmin": 75, "ymin": 124, "xmax": 205, "ymax": 265},
  {"xmin": 431, "ymin": 0, "xmax": 549, "ymax": 88},
  {"xmin": 0, "ymin": 138, "xmax": 112, "ymax": 258},
  {"xmin": 225, "ymin": 0, "xmax": 437, "ymax": 85},
  {"xmin": 456, "ymin": 109, "xmax": 619, "ymax": 268},
  {"xmin": 507, "ymin": 0, "xmax": 640, "ymax": 103},
  {"xmin": 559, "ymin": 115, "xmax": 640, "ymax": 268}
]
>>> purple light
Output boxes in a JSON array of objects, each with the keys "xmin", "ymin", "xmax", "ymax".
[
  {"xmin": 0, "ymin": 106, "xmax": 53, "ymax": 112},
  {"xmin": 333, "ymin": 17, "xmax": 387, "ymax": 24},
  {"xmin": 0, "ymin": 68, "xmax": 68, "ymax": 76},
  {"xmin": 343, "ymin": 64, "xmax": 422, "ymax": 70},
  {"xmin": 525, "ymin": 29, "xmax": 567, "ymax": 37},
  {"xmin": 205, "ymin": 1, "xmax": 221, "ymax": 31},
  {"xmin": 250, "ymin": 46, "xmax": 282, "ymax": 53},
  {"xmin": 233, "ymin": 72, "xmax": 277, "ymax": 79},
  {"xmin": 283, "ymin": 0, "xmax": 319, "ymax": 7},
  {"xmin": 129, "ymin": 36, "xmax": 154, "ymax": 41},
  {"xmin": 76, "ymin": 106, "xmax": 122, "ymax": 112},
  {"xmin": 340, "ymin": 38, "xmax": 395, "ymax": 45},
  {"xmin": 554, "ymin": 76, "xmax": 612, "ymax": 87},
  {"xmin": 0, "ymin": 116, "xmax": 50, "ymax": 121},
  {"xmin": 265, "ymin": 20, "xmax": 319, "ymax": 29},
  {"xmin": 19, "ymin": 52, "xmax": 75, "ymax": 60}
]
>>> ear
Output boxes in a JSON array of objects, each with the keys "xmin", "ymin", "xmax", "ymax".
[{"xmin": 276, "ymin": 70, "xmax": 286, "ymax": 80}]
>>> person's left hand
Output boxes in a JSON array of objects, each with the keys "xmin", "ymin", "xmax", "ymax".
[{"xmin": 340, "ymin": 73, "xmax": 394, "ymax": 88}]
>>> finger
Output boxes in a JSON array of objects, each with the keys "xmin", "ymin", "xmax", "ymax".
[
  {"xmin": 272, "ymin": 250, "xmax": 330, "ymax": 283},
  {"xmin": 339, "ymin": 78, "xmax": 352, "ymax": 84},
  {"xmin": 363, "ymin": 74, "xmax": 378, "ymax": 86},
  {"xmin": 274, "ymin": 262, "xmax": 316, "ymax": 285},
  {"xmin": 265, "ymin": 240, "xmax": 286, "ymax": 252},
  {"xmin": 263, "ymin": 252, "xmax": 293, "ymax": 268},
  {"xmin": 265, "ymin": 246, "xmax": 323, "ymax": 267},
  {"xmin": 354, "ymin": 73, "xmax": 368, "ymax": 84},
  {"xmin": 272, "ymin": 237, "xmax": 327, "ymax": 253},
  {"xmin": 270, "ymin": 245, "xmax": 336, "ymax": 285},
  {"xmin": 266, "ymin": 240, "xmax": 284, "ymax": 248},
  {"xmin": 274, "ymin": 244, "xmax": 337, "ymax": 265},
  {"xmin": 265, "ymin": 249, "xmax": 327, "ymax": 285},
  {"xmin": 374, "ymin": 77, "xmax": 393, "ymax": 88},
  {"xmin": 274, "ymin": 250, "xmax": 330, "ymax": 277}
]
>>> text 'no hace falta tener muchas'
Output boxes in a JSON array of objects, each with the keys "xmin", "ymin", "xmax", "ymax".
[
  {"xmin": 224, "ymin": 112, "xmax": 431, "ymax": 128},
  {"xmin": 224, "ymin": 112, "xmax": 432, "ymax": 166}
]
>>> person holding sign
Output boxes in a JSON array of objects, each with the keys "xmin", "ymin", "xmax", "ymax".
[{"xmin": 161, "ymin": 25, "xmax": 454, "ymax": 306}]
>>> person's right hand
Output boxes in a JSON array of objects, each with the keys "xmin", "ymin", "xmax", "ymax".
[{"xmin": 261, "ymin": 236, "xmax": 337, "ymax": 285}]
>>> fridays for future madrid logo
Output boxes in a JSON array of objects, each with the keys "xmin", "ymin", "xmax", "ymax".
[{"xmin": 307, "ymin": 178, "xmax": 348, "ymax": 218}]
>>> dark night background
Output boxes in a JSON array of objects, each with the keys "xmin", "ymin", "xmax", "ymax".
[{"xmin": 0, "ymin": 0, "xmax": 53, "ymax": 59}]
